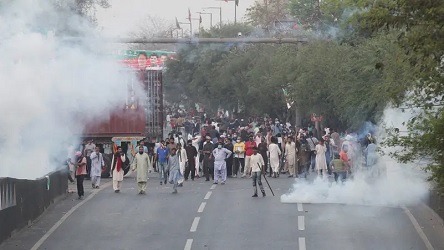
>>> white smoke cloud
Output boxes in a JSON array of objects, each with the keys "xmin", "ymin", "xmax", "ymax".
[
  {"xmin": 0, "ymin": 0, "xmax": 134, "ymax": 179},
  {"xmin": 281, "ymin": 106, "xmax": 430, "ymax": 207}
]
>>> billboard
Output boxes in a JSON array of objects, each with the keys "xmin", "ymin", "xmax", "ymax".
[{"xmin": 116, "ymin": 50, "xmax": 176, "ymax": 70}]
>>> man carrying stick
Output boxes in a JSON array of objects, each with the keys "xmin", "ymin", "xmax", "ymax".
[{"xmin": 249, "ymin": 147, "xmax": 266, "ymax": 197}]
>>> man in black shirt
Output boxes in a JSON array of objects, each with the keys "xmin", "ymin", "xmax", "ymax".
[
  {"xmin": 146, "ymin": 137, "xmax": 156, "ymax": 171},
  {"xmin": 184, "ymin": 139, "xmax": 198, "ymax": 181},
  {"xmin": 224, "ymin": 137, "xmax": 234, "ymax": 177}
]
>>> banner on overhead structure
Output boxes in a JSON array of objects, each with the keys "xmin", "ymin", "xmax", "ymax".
[{"xmin": 115, "ymin": 50, "xmax": 176, "ymax": 70}]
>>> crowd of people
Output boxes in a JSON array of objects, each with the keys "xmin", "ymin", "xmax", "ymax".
[{"xmin": 68, "ymin": 115, "xmax": 379, "ymax": 199}]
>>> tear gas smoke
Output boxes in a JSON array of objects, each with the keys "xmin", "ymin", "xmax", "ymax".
[
  {"xmin": 0, "ymin": 0, "xmax": 135, "ymax": 179},
  {"xmin": 281, "ymin": 106, "xmax": 430, "ymax": 207}
]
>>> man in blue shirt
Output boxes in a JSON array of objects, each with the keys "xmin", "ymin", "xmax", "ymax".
[{"xmin": 155, "ymin": 140, "xmax": 169, "ymax": 185}]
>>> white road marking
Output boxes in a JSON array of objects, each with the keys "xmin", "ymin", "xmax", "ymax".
[
  {"xmin": 402, "ymin": 206, "xmax": 435, "ymax": 250},
  {"xmin": 30, "ymin": 181, "xmax": 112, "ymax": 250},
  {"xmin": 204, "ymin": 191, "xmax": 212, "ymax": 200},
  {"xmin": 184, "ymin": 239, "xmax": 193, "ymax": 250},
  {"xmin": 210, "ymin": 184, "xmax": 217, "ymax": 190},
  {"xmin": 298, "ymin": 216, "xmax": 305, "ymax": 231},
  {"xmin": 299, "ymin": 237, "xmax": 306, "ymax": 250},
  {"xmin": 197, "ymin": 202, "xmax": 207, "ymax": 213},
  {"xmin": 190, "ymin": 217, "xmax": 200, "ymax": 232},
  {"xmin": 297, "ymin": 203, "xmax": 303, "ymax": 212}
]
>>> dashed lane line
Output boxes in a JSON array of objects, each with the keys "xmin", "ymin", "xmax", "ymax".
[
  {"xmin": 204, "ymin": 191, "xmax": 212, "ymax": 200},
  {"xmin": 298, "ymin": 216, "xmax": 305, "ymax": 231},
  {"xmin": 297, "ymin": 203, "xmax": 303, "ymax": 212},
  {"xmin": 184, "ymin": 239, "xmax": 193, "ymax": 250},
  {"xmin": 197, "ymin": 202, "xmax": 207, "ymax": 213},
  {"xmin": 402, "ymin": 206, "xmax": 434, "ymax": 250},
  {"xmin": 185, "ymin": 183, "xmax": 215, "ymax": 249},
  {"xmin": 190, "ymin": 217, "xmax": 201, "ymax": 232},
  {"xmin": 299, "ymin": 237, "xmax": 306, "ymax": 250}
]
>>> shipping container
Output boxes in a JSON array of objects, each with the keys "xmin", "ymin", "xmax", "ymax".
[
  {"xmin": 81, "ymin": 70, "xmax": 164, "ymax": 139},
  {"xmin": 79, "ymin": 69, "xmax": 164, "ymax": 177}
]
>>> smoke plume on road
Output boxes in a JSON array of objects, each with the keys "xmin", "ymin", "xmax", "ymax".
[
  {"xmin": 280, "ymin": 107, "xmax": 429, "ymax": 207},
  {"xmin": 0, "ymin": 0, "xmax": 131, "ymax": 179}
]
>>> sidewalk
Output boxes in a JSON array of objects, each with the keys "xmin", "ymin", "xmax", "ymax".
[{"xmin": 67, "ymin": 177, "xmax": 113, "ymax": 195}]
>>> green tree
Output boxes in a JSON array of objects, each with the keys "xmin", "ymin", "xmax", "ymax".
[
  {"xmin": 246, "ymin": 0, "xmax": 289, "ymax": 31},
  {"xmin": 356, "ymin": 0, "xmax": 444, "ymax": 186}
]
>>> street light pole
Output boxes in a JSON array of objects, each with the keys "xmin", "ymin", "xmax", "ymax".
[
  {"xmin": 197, "ymin": 12, "xmax": 213, "ymax": 27},
  {"xmin": 179, "ymin": 22, "xmax": 190, "ymax": 37},
  {"xmin": 189, "ymin": 18, "xmax": 201, "ymax": 35},
  {"xmin": 203, "ymin": 7, "xmax": 222, "ymax": 27},
  {"xmin": 217, "ymin": 0, "xmax": 237, "ymax": 24}
]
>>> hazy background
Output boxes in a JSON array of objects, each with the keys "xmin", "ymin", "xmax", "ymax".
[{"xmin": 96, "ymin": 0, "xmax": 256, "ymax": 37}]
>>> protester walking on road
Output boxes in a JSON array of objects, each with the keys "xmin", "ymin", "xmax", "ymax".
[
  {"xmin": 212, "ymin": 139, "xmax": 232, "ymax": 184},
  {"xmin": 297, "ymin": 135, "xmax": 310, "ymax": 177},
  {"xmin": 202, "ymin": 136, "xmax": 215, "ymax": 181},
  {"xmin": 89, "ymin": 146, "xmax": 104, "ymax": 189},
  {"xmin": 242, "ymin": 135, "xmax": 257, "ymax": 178},
  {"xmin": 132, "ymin": 146, "xmax": 152, "ymax": 194},
  {"xmin": 315, "ymin": 138, "xmax": 328, "ymax": 176},
  {"xmin": 331, "ymin": 153, "xmax": 347, "ymax": 183},
  {"xmin": 184, "ymin": 140, "xmax": 198, "ymax": 181},
  {"xmin": 258, "ymin": 137, "xmax": 268, "ymax": 176},
  {"xmin": 224, "ymin": 137, "xmax": 234, "ymax": 177},
  {"xmin": 177, "ymin": 143, "xmax": 188, "ymax": 186},
  {"xmin": 156, "ymin": 140, "xmax": 169, "ymax": 185},
  {"xmin": 284, "ymin": 137, "xmax": 297, "ymax": 178},
  {"xmin": 268, "ymin": 137, "xmax": 281, "ymax": 178},
  {"xmin": 168, "ymin": 147, "xmax": 180, "ymax": 194},
  {"xmin": 83, "ymin": 139, "xmax": 95, "ymax": 180},
  {"xmin": 73, "ymin": 151, "xmax": 87, "ymax": 200},
  {"xmin": 233, "ymin": 137, "xmax": 245, "ymax": 177},
  {"xmin": 111, "ymin": 146, "xmax": 129, "ymax": 193},
  {"xmin": 250, "ymin": 147, "xmax": 266, "ymax": 197}
]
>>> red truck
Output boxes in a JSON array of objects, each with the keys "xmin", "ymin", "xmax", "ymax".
[{"xmin": 81, "ymin": 70, "xmax": 164, "ymax": 177}]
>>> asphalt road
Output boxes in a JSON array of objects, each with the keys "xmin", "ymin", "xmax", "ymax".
[{"xmin": 1, "ymin": 171, "xmax": 444, "ymax": 250}]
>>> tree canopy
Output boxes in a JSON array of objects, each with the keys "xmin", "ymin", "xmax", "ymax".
[
  {"xmin": 163, "ymin": 0, "xmax": 444, "ymax": 188},
  {"xmin": 355, "ymin": 0, "xmax": 444, "ymax": 187}
]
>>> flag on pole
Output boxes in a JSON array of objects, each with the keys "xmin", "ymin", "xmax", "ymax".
[
  {"xmin": 175, "ymin": 17, "xmax": 181, "ymax": 29},
  {"xmin": 199, "ymin": 15, "xmax": 202, "ymax": 24},
  {"xmin": 235, "ymin": 0, "xmax": 239, "ymax": 6},
  {"xmin": 188, "ymin": 8, "xmax": 191, "ymax": 22}
]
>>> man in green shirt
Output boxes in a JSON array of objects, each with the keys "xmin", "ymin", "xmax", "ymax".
[{"xmin": 331, "ymin": 153, "xmax": 348, "ymax": 183}]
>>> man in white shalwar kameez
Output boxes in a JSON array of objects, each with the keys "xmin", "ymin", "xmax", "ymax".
[
  {"xmin": 192, "ymin": 134, "xmax": 201, "ymax": 177},
  {"xmin": 212, "ymin": 139, "xmax": 232, "ymax": 185},
  {"xmin": 90, "ymin": 147, "xmax": 104, "ymax": 188},
  {"xmin": 132, "ymin": 146, "xmax": 152, "ymax": 194},
  {"xmin": 177, "ymin": 143, "xmax": 188, "ymax": 186},
  {"xmin": 284, "ymin": 137, "xmax": 297, "ymax": 178},
  {"xmin": 111, "ymin": 146, "xmax": 129, "ymax": 193}
]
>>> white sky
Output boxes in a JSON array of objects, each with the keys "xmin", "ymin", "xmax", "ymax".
[{"xmin": 96, "ymin": 0, "xmax": 257, "ymax": 37}]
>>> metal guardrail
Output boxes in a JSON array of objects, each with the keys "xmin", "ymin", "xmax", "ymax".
[
  {"xmin": 114, "ymin": 37, "xmax": 309, "ymax": 44},
  {"xmin": 61, "ymin": 37, "xmax": 309, "ymax": 44}
]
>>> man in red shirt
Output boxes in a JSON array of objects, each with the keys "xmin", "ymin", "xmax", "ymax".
[
  {"xmin": 242, "ymin": 135, "xmax": 257, "ymax": 178},
  {"xmin": 339, "ymin": 145, "xmax": 351, "ymax": 173}
]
